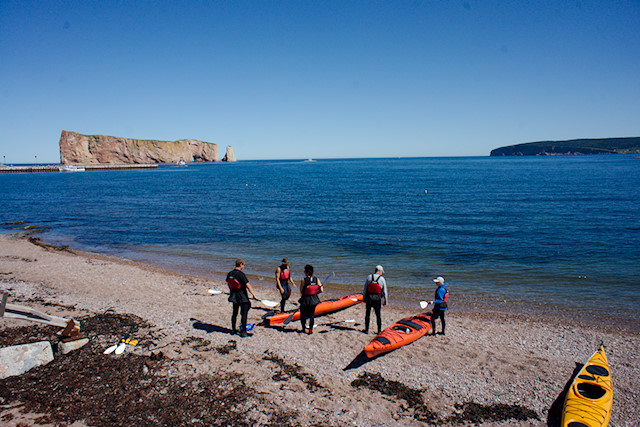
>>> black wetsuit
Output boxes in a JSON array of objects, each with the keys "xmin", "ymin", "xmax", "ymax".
[
  {"xmin": 277, "ymin": 265, "xmax": 292, "ymax": 312},
  {"xmin": 227, "ymin": 269, "xmax": 251, "ymax": 335},
  {"xmin": 299, "ymin": 276, "xmax": 320, "ymax": 333},
  {"xmin": 364, "ymin": 274, "xmax": 384, "ymax": 334}
]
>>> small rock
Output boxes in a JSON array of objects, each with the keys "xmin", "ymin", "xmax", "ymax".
[{"xmin": 59, "ymin": 338, "xmax": 89, "ymax": 354}]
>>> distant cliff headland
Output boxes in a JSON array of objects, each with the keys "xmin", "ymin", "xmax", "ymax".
[
  {"xmin": 59, "ymin": 130, "xmax": 236, "ymax": 164},
  {"xmin": 490, "ymin": 137, "xmax": 640, "ymax": 156}
]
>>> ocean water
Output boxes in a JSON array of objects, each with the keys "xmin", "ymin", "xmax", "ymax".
[{"xmin": 1, "ymin": 156, "xmax": 639, "ymax": 319}]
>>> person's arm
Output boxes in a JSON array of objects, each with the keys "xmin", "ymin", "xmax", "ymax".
[
  {"xmin": 289, "ymin": 274, "xmax": 296, "ymax": 288},
  {"xmin": 275, "ymin": 267, "xmax": 284, "ymax": 294},
  {"xmin": 381, "ymin": 278, "xmax": 388, "ymax": 305},
  {"xmin": 246, "ymin": 282, "xmax": 258, "ymax": 300},
  {"xmin": 317, "ymin": 279, "xmax": 323, "ymax": 293},
  {"xmin": 432, "ymin": 287, "xmax": 444, "ymax": 304},
  {"xmin": 363, "ymin": 275, "xmax": 370, "ymax": 295}
]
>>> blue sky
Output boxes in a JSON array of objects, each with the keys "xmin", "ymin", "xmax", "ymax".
[{"xmin": 1, "ymin": 1, "xmax": 639, "ymax": 163}]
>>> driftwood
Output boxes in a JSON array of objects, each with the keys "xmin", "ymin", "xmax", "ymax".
[{"xmin": 0, "ymin": 291, "xmax": 79, "ymax": 329}]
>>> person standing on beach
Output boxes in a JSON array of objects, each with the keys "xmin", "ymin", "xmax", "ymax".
[
  {"xmin": 363, "ymin": 265, "xmax": 388, "ymax": 334},
  {"xmin": 275, "ymin": 258, "xmax": 296, "ymax": 312},
  {"xmin": 298, "ymin": 264, "xmax": 323, "ymax": 334},
  {"xmin": 226, "ymin": 258, "xmax": 259, "ymax": 337},
  {"xmin": 428, "ymin": 276, "xmax": 448, "ymax": 335}
]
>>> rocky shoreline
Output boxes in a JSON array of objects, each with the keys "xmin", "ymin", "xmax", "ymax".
[{"xmin": 1, "ymin": 234, "xmax": 638, "ymax": 426}]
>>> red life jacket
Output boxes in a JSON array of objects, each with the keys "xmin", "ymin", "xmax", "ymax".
[
  {"xmin": 227, "ymin": 272, "xmax": 242, "ymax": 291},
  {"xmin": 303, "ymin": 277, "xmax": 320, "ymax": 295},
  {"xmin": 367, "ymin": 274, "xmax": 382, "ymax": 294},
  {"xmin": 279, "ymin": 267, "xmax": 290, "ymax": 280},
  {"xmin": 443, "ymin": 291, "xmax": 449, "ymax": 303}
]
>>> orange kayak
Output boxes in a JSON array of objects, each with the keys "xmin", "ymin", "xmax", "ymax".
[
  {"xmin": 364, "ymin": 313, "xmax": 432, "ymax": 358},
  {"xmin": 261, "ymin": 294, "xmax": 363, "ymax": 326}
]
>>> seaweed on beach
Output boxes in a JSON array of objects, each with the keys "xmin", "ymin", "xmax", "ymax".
[
  {"xmin": 79, "ymin": 311, "xmax": 152, "ymax": 338},
  {"xmin": 0, "ymin": 324, "xmax": 59, "ymax": 347},
  {"xmin": 27, "ymin": 237, "xmax": 73, "ymax": 253},
  {"xmin": 263, "ymin": 351, "xmax": 324, "ymax": 391},
  {"xmin": 351, "ymin": 371, "xmax": 424, "ymax": 407},
  {"xmin": 350, "ymin": 371, "xmax": 539, "ymax": 424},
  {"xmin": 215, "ymin": 339, "xmax": 237, "ymax": 354},
  {"xmin": 448, "ymin": 402, "xmax": 540, "ymax": 423},
  {"xmin": 0, "ymin": 312, "xmax": 260, "ymax": 426},
  {"xmin": 350, "ymin": 372, "xmax": 439, "ymax": 422},
  {"xmin": 182, "ymin": 335, "xmax": 212, "ymax": 352}
]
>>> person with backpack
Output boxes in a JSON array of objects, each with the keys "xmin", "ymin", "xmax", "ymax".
[
  {"xmin": 428, "ymin": 276, "xmax": 448, "ymax": 335},
  {"xmin": 298, "ymin": 264, "xmax": 323, "ymax": 334},
  {"xmin": 275, "ymin": 257, "xmax": 297, "ymax": 312},
  {"xmin": 226, "ymin": 258, "xmax": 259, "ymax": 337},
  {"xmin": 362, "ymin": 265, "xmax": 388, "ymax": 334}
]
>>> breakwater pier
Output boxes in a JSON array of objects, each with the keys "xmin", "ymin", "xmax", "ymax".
[{"xmin": 0, "ymin": 164, "xmax": 158, "ymax": 173}]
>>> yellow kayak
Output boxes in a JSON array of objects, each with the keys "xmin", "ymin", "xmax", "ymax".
[{"xmin": 561, "ymin": 345, "xmax": 613, "ymax": 427}]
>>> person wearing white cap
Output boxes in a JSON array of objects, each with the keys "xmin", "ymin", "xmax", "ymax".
[
  {"xmin": 428, "ymin": 276, "xmax": 448, "ymax": 335},
  {"xmin": 362, "ymin": 265, "xmax": 388, "ymax": 334}
]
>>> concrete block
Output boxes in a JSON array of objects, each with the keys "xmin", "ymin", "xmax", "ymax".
[
  {"xmin": 59, "ymin": 338, "xmax": 89, "ymax": 354},
  {"xmin": 0, "ymin": 341, "xmax": 54, "ymax": 379}
]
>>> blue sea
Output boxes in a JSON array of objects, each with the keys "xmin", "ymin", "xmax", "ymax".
[{"xmin": 2, "ymin": 156, "xmax": 639, "ymax": 320}]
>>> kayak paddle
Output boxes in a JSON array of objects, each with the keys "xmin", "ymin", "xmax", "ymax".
[
  {"xmin": 103, "ymin": 344, "xmax": 118, "ymax": 354},
  {"xmin": 260, "ymin": 299, "xmax": 279, "ymax": 308}
]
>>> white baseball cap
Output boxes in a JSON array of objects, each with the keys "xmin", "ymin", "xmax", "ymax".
[
  {"xmin": 375, "ymin": 265, "xmax": 384, "ymax": 273},
  {"xmin": 433, "ymin": 276, "xmax": 445, "ymax": 284}
]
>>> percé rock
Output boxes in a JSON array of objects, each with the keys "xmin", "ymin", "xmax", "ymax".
[
  {"xmin": 222, "ymin": 145, "xmax": 237, "ymax": 162},
  {"xmin": 59, "ymin": 130, "xmax": 220, "ymax": 164},
  {"xmin": 490, "ymin": 137, "xmax": 640, "ymax": 156}
]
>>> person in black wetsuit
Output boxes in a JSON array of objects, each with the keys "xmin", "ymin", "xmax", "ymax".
[
  {"xmin": 298, "ymin": 264, "xmax": 323, "ymax": 334},
  {"xmin": 275, "ymin": 257, "xmax": 297, "ymax": 312},
  {"xmin": 226, "ymin": 258, "xmax": 259, "ymax": 337},
  {"xmin": 363, "ymin": 264, "xmax": 388, "ymax": 334}
]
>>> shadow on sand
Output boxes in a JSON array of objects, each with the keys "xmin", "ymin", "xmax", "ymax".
[
  {"xmin": 344, "ymin": 351, "xmax": 378, "ymax": 370},
  {"xmin": 190, "ymin": 319, "xmax": 235, "ymax": 335},
  {"xmin": 546, "ymin": 362, "xmax": 583, "ymax": 426}
]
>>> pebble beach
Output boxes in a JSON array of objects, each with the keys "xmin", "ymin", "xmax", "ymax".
[{"xmin": 1, "ymin": 233, "xmax": 639, "ymax": 426}]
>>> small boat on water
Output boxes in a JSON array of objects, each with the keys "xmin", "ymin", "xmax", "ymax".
[
  {"xmin": 561, "ymin": 344, "xmax": 613, "ymax": 427},
  {"xmin": 176, "ymin": 160, "xmax": 187, "ymax": 167},
  {"xmin": 58, "ymin": 165, "xmax": 85, "ymax": 172},
  {"xmin": 363, "ymin": 313, "xmax": 432, "ymax": 358},
  {"xmin": 261, "ymin": 294, "xmax": 363, "ymax": 326}
]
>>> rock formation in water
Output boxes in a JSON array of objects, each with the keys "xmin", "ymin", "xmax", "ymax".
[
  {"xmin": 222, "ymin": 146, "xmax": 237, "ymax": 162},
  {"xmin": 59, "ymin": 130, "xmax": 222, "ymax": 164},
  {"xmin": 490, "ymin": 137, "xmax": 640, "ymax": 156}
]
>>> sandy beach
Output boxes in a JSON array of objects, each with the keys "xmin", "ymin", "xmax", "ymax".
[{"xmin": 1, "ymin": 233, "xmax": 638, "ymax": 426}]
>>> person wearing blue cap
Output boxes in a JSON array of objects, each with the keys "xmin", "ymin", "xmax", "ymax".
[{"xmin": 428, "ymin": 276, "xmax": 448, "ymax": 335}]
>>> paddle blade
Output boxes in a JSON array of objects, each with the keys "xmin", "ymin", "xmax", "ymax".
[
  {"xmin": 323, "ymin": 272, "xmax": 335, "ymax": 284},
  {"xmin": 283, "ymin": 312, "xmax": 295, "ymax": 325},
  {"xmin": 261, "ymin": 299, "xmax": 278, "ymax": 308},
  {"xmin": 114, "ymin": 342, "xmax": 126, "ymax": 355},
  {"xmin": 208, "ymin": 289, "xmax": 222, "ymax": 295},
  {"xmin": 420, "ymin": 301, "xmax": 428, "ymax": 309},
  {"xmin": 103, "ymin": 344, "xmax": 118, "ymax": 355}
]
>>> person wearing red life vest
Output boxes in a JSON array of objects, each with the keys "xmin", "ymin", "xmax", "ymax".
[
  {"xmin": 362, "ymin": 265, "xmax": 388, "ymax": 334},
  {"xmin": 275, "ymin": 257, "xmax": 297, "ymax": 312},
  {"xmin": 298, "ymin": 264, "xmax": 323, "ymax": 334},
  {"xmin": 428, "ymin": 276, "xmax": 448, "ymax": 335},
  {"xmin": 226, "ymin": 258, "xmax": 259, "ymax": 337}
]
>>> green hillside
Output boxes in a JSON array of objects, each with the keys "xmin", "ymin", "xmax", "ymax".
[{"xmin": 490, "ymin": 137, "xmax": 640, "ymax": 156}]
